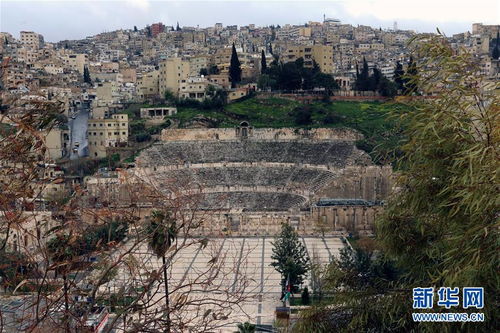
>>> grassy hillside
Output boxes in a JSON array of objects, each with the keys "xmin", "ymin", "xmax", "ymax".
[
  {"xmin": 122, "ymin": 96, "xmax": 408, "ymax": 165},
  {"xmin": 168, "ymin": 97, "xmax": 407, "ymax": 165}
]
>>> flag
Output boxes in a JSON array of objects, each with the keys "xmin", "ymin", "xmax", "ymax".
[{"xmin": 282, "ymin": 274, "xmax": 291, "ymax": 301}]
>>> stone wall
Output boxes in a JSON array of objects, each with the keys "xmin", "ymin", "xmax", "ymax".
[
  {"xmin": 316, "ymin": 165, "xmax": 393, "ymax": 201},
  {"xmin": 161, "ymin": 127, "xmax": 363, "ymax": 142}
]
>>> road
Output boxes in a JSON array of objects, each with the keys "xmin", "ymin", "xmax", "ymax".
[{"xmin": 68, "ymin": 102, "xmax": 89, "ymax": 160}]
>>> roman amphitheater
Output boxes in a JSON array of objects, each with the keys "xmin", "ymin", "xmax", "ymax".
[
  {"xmin": 86, "ymin": 123, "xmax": 394, "ymax": 331},
  {"xmin": 132, "ymin": 122, "xmax": 393, "ymax": 236}
]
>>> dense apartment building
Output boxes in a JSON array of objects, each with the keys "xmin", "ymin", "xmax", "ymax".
[
  {"xmin": 472, "ymin": 23, "xmax": 500, "ymax": 39},
  {"xmin": 179, "ymin": 77, "xmax": 217, "ymax": 101},
  {"xmin": 137, "ymin": 70, "xmax": 159, "ymax": 99},
  {"xmin": 20, "ymin": 31, "xmax": 44, "ymax": 50},
  {"xmin": 282, "ymin": 44, "xmax": 334, "ymax": 73},
  {"xmin": 159, "ymin": 57, "xmax": 190, "ymax": 96},
  {"xmin": 43, "ymin": 128, "xmax": 70, "ymax": 160},
  {"xmin": 95, "ymin": 81, "xmax": 120, "ymax": 106},
  {"xmin": 151, "ymin": 22, "xmax": 165, "ymax": 37},
  {"xmin": 64, "ymin": 53, "xmax": 88, "ymax": 73},
  {"xmin": 189, "ymin": 55, "xmax": 210, "ymax": 77},
  {"xmin": 88, "ymin": 114, "xmax": 129, "ymax": 158}
]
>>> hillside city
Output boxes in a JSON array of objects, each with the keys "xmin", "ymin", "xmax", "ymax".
[{"xmin": 0, "ymin": 15, "xmax": 499, "ymax": 333}]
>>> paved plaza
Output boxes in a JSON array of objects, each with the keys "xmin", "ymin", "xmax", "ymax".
[{"xmin": 140, "ymin": 236, "xmax": 345, "ymax": 331}]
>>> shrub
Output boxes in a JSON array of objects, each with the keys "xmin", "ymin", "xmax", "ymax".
[
  {"xmin": 301, "ymin": 287, "xmax": 311, "ymax": 305},
  {"xmin": 294, "ymin": 106, "xmax": 313, "ymax": 125},
  {"xmin": 135, "ymin": 132, "xmax": 151, "ymax": 142},
  {"xmin": 323, "ymin": 112, "xmax": 343, "ymax": 125}
]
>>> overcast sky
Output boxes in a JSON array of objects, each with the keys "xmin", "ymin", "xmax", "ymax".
[{"xmin": 1, "ymin": 0, "xmax": 498, "ymax": 42}]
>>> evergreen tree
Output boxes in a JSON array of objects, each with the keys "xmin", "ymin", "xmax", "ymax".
[
  {"xmin": 229, "ymin": 43, "xmax": 242, "ymax": 88},
  {"xmin": 405, "ymin": 56, "xmax": 418, "ymax": 94},
  {"xmin": 133, "ymin": 25, "xmax": 138, "ymax": 32},
  {"xmin": 271, "ymin": 223, "xmax": 310, "ymax": 293},
  {"xmin": 393, "ymin": 61, "xmax": 405, "ymax": 91},
  {"xmin": 176, "ymin": 22, "xmax": 181, "ymax": 31},
  {"xmin": 370, "ymin": 67, "xmax": 381, "ymax": 91},
  {"xmin": 83, "ymin": 65, "xmax": 92, "ymax": 84},
  {"xmin": 269, "ymin": 43, "xmax": 273, "ymax": 55},
  {"xmin": 492, "ymin": 31, "xmax": 499, "ymax": 60},
  {"xmin": 260, "ymin": 50, "xmax": 267, "ymax": 74},
  {"xmin": 355, "ymin": 57, "xmax": 370, "ymax": 91}
]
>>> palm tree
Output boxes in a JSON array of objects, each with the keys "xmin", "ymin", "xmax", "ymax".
[
  {"xmin": 147, "ymin": 210, "xmax": 177, "ymax": 333},
  {"xmin": 47, "ymin": 234, "xmax": 78, "ymax": 332}
]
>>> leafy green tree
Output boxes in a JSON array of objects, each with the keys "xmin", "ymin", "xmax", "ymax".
[
  {"xmin": 312, "ymin": 72, "xmax": 339, "ymax": 94},
  {"xmin": 293, "ymin": 245, "xmax": 400, "ymax": 332},
  {"xmin": 164, "ymin": 89, "xmax": 176, "ymax": 103},
  {"xmin": 260, "ymin": 50, "xmax": 267, "ymax": 74},
  {"xmin": 203, "ymin": 85, "xmax": 227, "ymax": 109},
  {"xmin": 271, "ymin": 223, "xmax": 309, "ymax": 294},
  {"xmin": 405, "ymin": 56, "xmax": 418, "ymax": 94},
  {"xmin": 199, "ymin": 68, "xmax": 208, "ymax": 76},
  {"xmin": 377, "ymin": 76, "xmax": 397, "ymax": 97},
  {"xmin": 295, "ymin": 34, "xmax": 499, "ymax": 333},
  {"xmin": 237, "ymin": 322, "xmax": 256, "ymax": 333},
  {"xmin": 147, "ymin": 210, "xmax": 177, "ymax": 333},
  {"xmin": 257, "ymin": 74, "xmax": 276, "ymax": 90},
  {"xmin": 377, "ymin": 34, "xmax": 498, "ymax": 329},
  {"xmin": 229, "ymin": 43, "xmax": 242, "ymax": 88},
  {"xmin": 208, "ymin": 64, "xmax": 220, "ymax": 75},
  {"xmin": 134, "ymin": 133, "xmax": 151, "ymax": 143}
]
